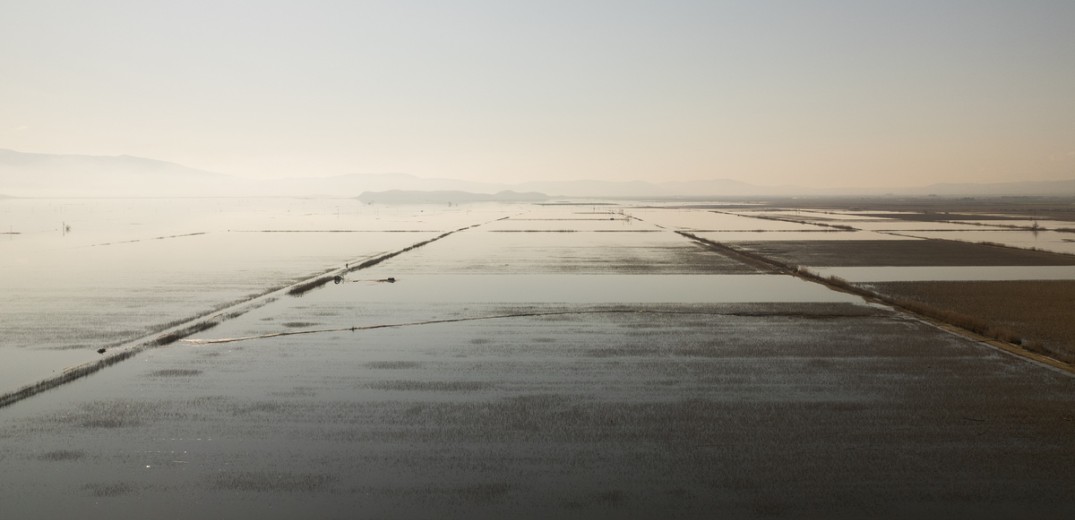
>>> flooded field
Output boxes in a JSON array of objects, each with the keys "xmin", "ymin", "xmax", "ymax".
[
  {"xmin": 0, "ymin": 198, "xmax": 508, "ymax": 393},
  {"xmin": 2, "ymin": 197, "xmax": 1074, "ymax": 518}
]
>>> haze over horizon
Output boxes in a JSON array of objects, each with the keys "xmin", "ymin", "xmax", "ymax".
[{"xmin": 2, "ymin": 1, "xmax": 1074, "ymax": 190}]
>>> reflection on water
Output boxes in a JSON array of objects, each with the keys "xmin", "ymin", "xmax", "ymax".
[
  {"xmin": 747, "ymin": 210, "xmax": 894, "ymax": 222},
  {"xmin": 317, "ymin": 274, "xmax": 863, "ymax": 304},
  {"xmin": 369, "ymin": 227, "xmax": 763, "ymax": 275},
  {"xmin": 0, "ymin": 198, "xmax": 510, "ymax": 394},
  {"xmin": 631, "ymin": 209, "xmax": 823, "ymax": 231},
  {"xmin": 5, "ymin": 197, "xmax": 1071, "ymax": 400},
  {"xmin": 484, "ymin": 215, "xmax": 639, "ymax": 232},
  {"xmin": 849, "ymin": 221, "xmax": 1001, "ymax": 232},
  {"xmin": 695, "ymin": 230, "xmax": 910, "ymax": 242}
]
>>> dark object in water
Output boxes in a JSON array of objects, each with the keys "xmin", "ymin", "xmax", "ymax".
[
  {"xmin": 333, "ymin": 276, "xmax": 343, "ymax": 285},
  {"xmin": 384, "ymin": 277, "xmax": 396, "ymax": 283},
  {"xmin": 96, "ymin": 348, "xmax": 106, "ymax": 354}
]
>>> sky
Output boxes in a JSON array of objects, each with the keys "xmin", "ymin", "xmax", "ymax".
[{"xmin": 2, "ymin": 0, "xmax": 1074, "ymax": 188}]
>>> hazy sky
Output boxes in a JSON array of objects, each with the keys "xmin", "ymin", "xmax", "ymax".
[{"xmin": 2, "ymin": 0, "xmax": 1074, "ymax": 187}]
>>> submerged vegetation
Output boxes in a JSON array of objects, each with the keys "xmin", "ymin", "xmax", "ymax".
[
  {"xmin": 0, "ymin": 349, "xmax": 142, "ymax": 409},
  {"xmin": 154, "ymin": 321, "xmax": 218, "ymax": 346},
  {"xmin": 0, "ymin": 318, "xmax": 222, "ymax": 409}
]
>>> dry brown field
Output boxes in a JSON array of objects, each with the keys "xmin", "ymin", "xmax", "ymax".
[
  {"xmin": 866, "ymin": 280, "xmax": 1075, "ymax": 363},
  {"xmin": 731, "ymin": 239, "xmax": 1075, "ymax": 267}
]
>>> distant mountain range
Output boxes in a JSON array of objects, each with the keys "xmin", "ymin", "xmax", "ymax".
[
  {"xmin": 0, "ymin": 148, "xmax": 229, "ymax": 197},
  {"xmin": 2, "ymin": 148, "xmax": 1074, "ymax": 199}
]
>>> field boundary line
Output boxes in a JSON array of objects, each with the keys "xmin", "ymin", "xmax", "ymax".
[
  {"xmin": 0, "ymin": 221, "xmax": 491, "ymax": 410},
  {"xmin": 674, "ymin": 230, "xmax": 1075, "ymax": 376}
]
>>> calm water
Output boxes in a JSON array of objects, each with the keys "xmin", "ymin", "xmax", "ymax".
[
  {"xmin": 311, "ymin": 274, "xmax": 860, "ymax": 304},
  {"xmin": 4, "ymin": 198, "xmax": 1073, "ymax": 398},
  {"xmin": 0, "ymin": 197, "xmax": 507, "ymax": 393}
]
